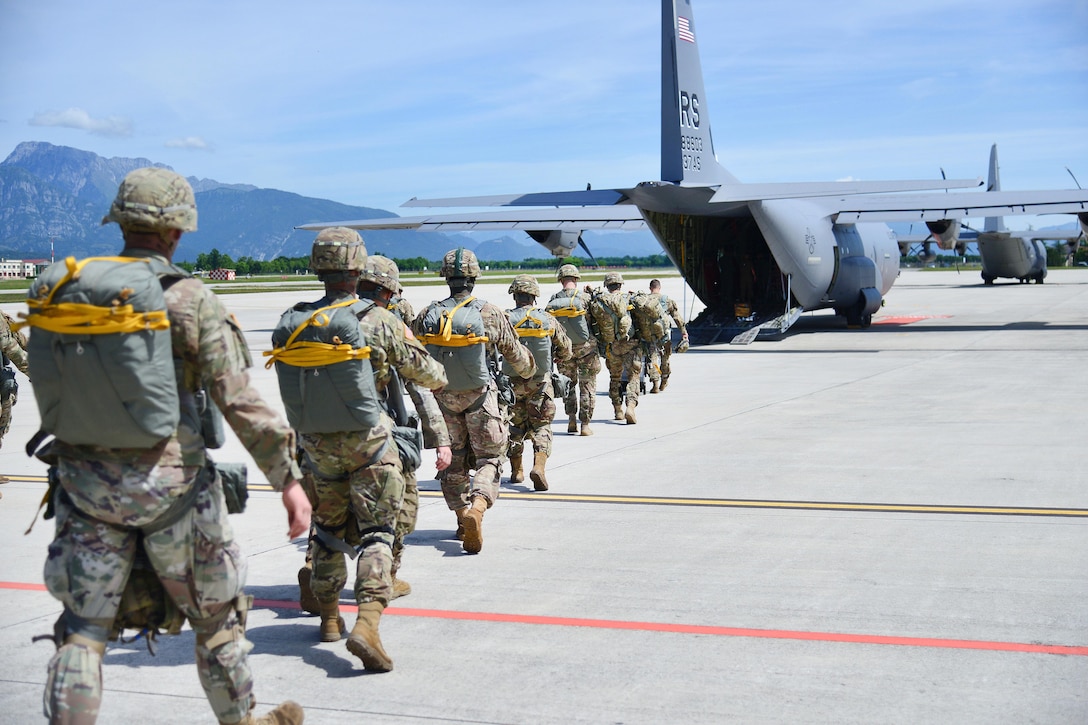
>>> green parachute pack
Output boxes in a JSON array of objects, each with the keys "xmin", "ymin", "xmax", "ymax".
[
  {"xmin": 22, "ymin": 256, "xmax": 183, "ymax": 448},
  {"xmin": 503, "ymin": 307, "xmax": 554, "ymax": 381},
  {"xmin": 545, "ymin": 290, "xmax": 593, "ymax": 345},
  {"xmin": 266, "ymin": 297, "xmax": 383, "ymax": 434},
  {"xmin": 417, "ymin": 296, "xmax": 491, "ymax": 391}
]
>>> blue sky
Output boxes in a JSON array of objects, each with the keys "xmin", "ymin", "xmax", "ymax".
[{"xmin": 1, "ymin": 0, "xmax": 1086, "ymax": 231}]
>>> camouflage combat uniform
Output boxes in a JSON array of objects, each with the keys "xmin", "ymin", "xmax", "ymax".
[
  {"xmin": 413, "ymin": 291, "xmax": 534, "ymax": 513},
  {"xmin": 41, "ymin": 247, "xmax": 302, "ymax": 725},
  {"xmin": 506, "ymin": 305, "xmax": 572, "ymax": 462},
  {"xmin": 380, "ymin": 295, "xmax": 451, "ymax": 586},
  {"xmin": 645, "ymin": 293, "xmax": 687, "ymax": 391},
  {"xmin": 0, "ymin": 311, "xmax": 28, "ymax": 448},
  {"xmin": 547, "ymin": 287, "xmax": 600, "ymax": 426},
  {"xmin": 297, "ymin": 291, "xmax": 446, "ymax": 609}
]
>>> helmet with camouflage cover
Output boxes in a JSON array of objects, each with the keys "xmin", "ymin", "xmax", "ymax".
[
  {"xmin": 603, "ymin": 271, "xmax": 624, "ymax": 286},
  {"xmin": 310, "ymin": 227, "xmax": 367, "ymax": 274},
  {"xmin": 359, "ymin": 254, "xmax": 400, "ymax": 294},
  {"xmin": 556, "ymin": 263, "xmax": 580, "ymax": 281},
  {"xmin": 507, "ymin": 274, "xmax": 540, "ymax": 297},
  {"xmin": 102, "ymin": 167, "xmax": 197, "ymax": 233},
  {"xmin": 439, "ymin": 247, "xmax": 480, "ymax": 278}
]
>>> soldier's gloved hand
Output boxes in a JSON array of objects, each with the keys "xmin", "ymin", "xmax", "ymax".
[{"xmin": 281, "ymin": 479, "xmax": 312, "ymax": 540}]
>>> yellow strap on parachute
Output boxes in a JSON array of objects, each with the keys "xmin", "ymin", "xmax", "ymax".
[
  {"xmin": 16, "ymin": 256, "xmax": 170, "ymax": 335},
  {"xmin": 263, "ymin": 298, "xmax": 372, "ymax": 369},
  {"xmin": 549, "ymin": 295, "xmax": 586, "ymax": 318},
  {"xmin": 513, "ymin": 310, "xmax": 554, "ymax": 339},
  {"xmin": 417, "ymin": 296, "xmax": 489, "ymax": 348}
]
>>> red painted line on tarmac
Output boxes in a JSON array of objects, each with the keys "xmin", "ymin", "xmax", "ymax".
[
  {"xmin": 9, "ymin": 583, "xmax": 1082, "ymax": 657},
  {"xmin": 250, "ymin": 597, "xmax": 1088, "ymax": 657},
  {"xmin": 872, "ymin": 315, "xmax": 952, "ymax": 325}
]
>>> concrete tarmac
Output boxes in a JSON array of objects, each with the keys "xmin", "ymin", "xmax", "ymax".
[{"xmin": 0, "ymin": 268, "xmax": 1085, "ymax": 724}]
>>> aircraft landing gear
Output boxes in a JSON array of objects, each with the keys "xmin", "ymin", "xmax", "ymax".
[{"xmin": 982, "ymin": 272, "xmax": 995, "ymax": 285}]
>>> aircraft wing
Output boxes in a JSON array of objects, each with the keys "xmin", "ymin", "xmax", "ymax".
[
  {"xmin": 831, "ymin": 190, "xmax": 1088, "ymax": 223},
  {"xmin": 709, "ymin": 178, "xmax": 983, "ymax": 203},
  {"xmin": 296, "ymin": 205, "xmax": 647, "ymax": 233},
  {"xmin": 401, "ymin": 189, "xmax": 628, "ymax": 208}
]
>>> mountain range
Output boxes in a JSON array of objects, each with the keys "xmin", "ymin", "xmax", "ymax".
[{"xmin": 0, "ymin": 142, "xmax": 665, "ymax": 263}]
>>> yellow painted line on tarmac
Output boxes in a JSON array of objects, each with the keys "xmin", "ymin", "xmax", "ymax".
[{"xmin": 9, "ymin": 474, "xmax": 1083, "ymax": 518}]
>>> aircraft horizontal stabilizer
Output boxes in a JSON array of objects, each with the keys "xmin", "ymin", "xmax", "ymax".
[
  {"xmin": 710, "ymin": 178, "xmax": 983, "ymax": 204},
  {"xmin": 833, "ymin": 189, "xmax": 1088, "ymax": 223},
  {"xmin": 402, "ymin": 189, "xmax": 627, "ymax": 208},
  {"xmin": 296, "ymin": 206, "xmax": 646, "ymax": 233}
]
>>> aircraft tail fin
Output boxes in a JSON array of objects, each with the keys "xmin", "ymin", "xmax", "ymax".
[
  {"xmin": 661, "ymin": 0, "xmax": 735, "ymax": 186},
  {"xmin": 984, "ymin": 144, "xmax": 1005, "ymax": 233}
]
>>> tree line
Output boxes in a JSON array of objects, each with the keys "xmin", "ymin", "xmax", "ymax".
[{"xmin": 178, "ymin": 250, "xmax": 675, "ymax": 276}]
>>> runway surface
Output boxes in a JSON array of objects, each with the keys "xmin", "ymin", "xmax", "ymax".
[{"xmin": 0, "ymin": 268, "xmax": 1085, "ymax": 723}]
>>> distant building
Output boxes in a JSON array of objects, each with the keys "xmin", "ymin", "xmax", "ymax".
[
  {"xmin": 0, "ymin": 259, "xmax": 44, "ymax": 278},
  {"xmin": 208, "ymin": 268, "xmax": 236, "ymax": 281}
]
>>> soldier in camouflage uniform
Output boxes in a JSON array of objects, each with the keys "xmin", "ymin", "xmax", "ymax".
[
  {"xmin": 272, "ymin": 229, "xmax": 446, "ymax": 672},
  {"xmin": 357, "ymin": 256, "xmax": 451, "ymax": 599},
  {"xmin": 36, "ymin": 168, "xmax": 310, "ymax": 725},
  {"xmin": 0, "ymin": 311, "xmax": 29, "ymax": 453},
  {"xmin": 505, "ymin": 274, "xmax": 571, "ymax": 491},
  {"xmin": 599, "ymin": 271, "xmax": 643, "ymax": 424},
  {"xmin": 412, "ymin": 248, "xmax": 535, "ymax": 554},
  {"xmin": 645, "ymin": 278, "xmax": 688, "ymax": 392},
  {"xmin": 546, "ymin": 264, "xmax": 600, "ymax": 437}
]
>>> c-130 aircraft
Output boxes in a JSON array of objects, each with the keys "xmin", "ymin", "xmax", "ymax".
[{"xmin": 300, "ymin": 0, "xmax": 1088, "ymax": 343}]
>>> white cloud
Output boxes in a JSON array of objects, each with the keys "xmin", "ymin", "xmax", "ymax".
[
  {"xmin": 164, "ymin": 136, "xmax": 212, "ymax": 151},
  {"xmin": 28, "ymin": 108, "xmax": 132, "ymax": 137}
]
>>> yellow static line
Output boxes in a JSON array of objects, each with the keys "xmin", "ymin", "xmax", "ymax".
[{"xmin": 7, "ymin": 475, "xmax": 1082, "ymax": 518}]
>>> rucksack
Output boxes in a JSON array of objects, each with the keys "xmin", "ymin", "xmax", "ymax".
[
  {"xmin": 503, "ymin": 307, "xmax": 553, "ymax": 380},
  {"xmin": 23, "ymin": 255, "xmax": 182, "ymax": 448},
  {"xmin": 545, "ymin": 290, "xmax": 592, "ymax": 346},
  {"xmin": 588, "ymin": 290, "xmax": 633, "ymax": 344},
  {"xmin": 630, "ymin": 292, "xmax": 669, "ymax": 344},
  {"xmin": 417, "ymin": 296, "xmax": 491, "ymax": 392},
  {"xmin": 266, "ymin": 297, "xmax": 383, "ymax": 434}
]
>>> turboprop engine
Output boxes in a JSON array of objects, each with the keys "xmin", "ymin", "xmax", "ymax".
[
  {"xmin": 927, "ymin": 219, "xmax": 966, "ymax": 255},
  {"xmin": 526, "ymin": 230, "xmax": 581, "ymax": 257}
]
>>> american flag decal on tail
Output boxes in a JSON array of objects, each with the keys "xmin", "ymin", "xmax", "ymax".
[{"xmin": 678, "ymin": 16, "xmax": 695, "ymax": 43}]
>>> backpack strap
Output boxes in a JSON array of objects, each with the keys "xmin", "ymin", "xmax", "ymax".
[
  {"xmin": 262, "ymin": 298, "xmax": 372, "ymax": 369},
  {"xmin": 17, "ymin": 256, "xmax": 171, "ymax": 335},
  {"xmin": 418, "ymin": 296, "xmax": 490, "ymax": 347}
]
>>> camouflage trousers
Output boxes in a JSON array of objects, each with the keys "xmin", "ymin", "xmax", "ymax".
[
  {"xmin": 299, "ymin": 430, "xmax": 405, "ymax": 608},
  {"xmin": 646, "ymin": 341, "xmax": 674, "ymax": 384},
  {"xmin": 0, "ymin": 387, "xmax": 16, "ymax": 449},
  {"xmin": 605, "ymin": 341, "xmax": 643, "ymax": 407},
  {"xmin": 391, "ymin": 471, "xmax": 418, "ymax": 579},
  {"xmin": 43, "ymin": 462, "xmax": 255, "ymax": 724},
  {"xmin": 508, "ymin": 377, "xmax": 557, "ymax": 458},
  {"xmin": 557, "ymin": 343, "xmax": 600, "ymax": 423},
  {"xmin": 436, "ymin": 385, "xmax": 507, "ymax": 510}
]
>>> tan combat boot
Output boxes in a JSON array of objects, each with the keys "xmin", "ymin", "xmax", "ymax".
[
  {"xmin": 529, "ymin": 451, "xmax": 549, "ymax": 491},
  {"xmin": 391, "ymin": 577, "xmax": 412, "ymax": 600},
  {"xmin": 297, "ymin": 563, "xmax": 320, "ymax": 616},
  {"xmin": 625, "ymin": 402, "xmax": 637, "ymax": 425},
  {"xmin": 613, "ymin": 402, "xmax": 624, "ymax": 420},
  {"xmin": 508, "ymin": 453, "xmax": 525, "ymax": 483},
  {"xmin": 580, "ymin": 421, "xmax": 593, "ymax": 436},
  {"xmin": 229, "ymin": 700, "xmax": 304, "ymax": 725},
  {"xmin": 318, "ymin": 599, "xmax": 346, "ymax": 642},
  {"xmin": 650, "ymin": 379, "xmax": 660, "ymax": 393},
  {"xmin": 454, "ymin": 506, "xmax": 467, "ymax": 541},
  {"xmin": 346, "ymin": 601, "xmax": 393, "ymax": 672},
  {"xmin": 567, "ymin": 415, "xmax": 578, "ymax": 434},
  {"xmin": 461, "ymin": 495, "xmax": 488, "ymax": 554},
  {"xmin": 660, "ymin": 376, "xmax": 669, "ymax": 391}
]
